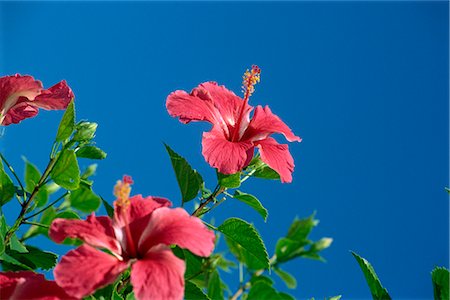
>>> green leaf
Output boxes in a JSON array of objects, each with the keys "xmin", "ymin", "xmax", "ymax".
[
  {"xmin": 431, "ymin": 267, "xmax": 449, "ymax": 300},
  {"xmin": 274, "ymin": 268, "xmax": 297, "ymax": 289},
  {"xmin": 217, "ymin": 172, "xmax": 241, "ymax": 188},
  {"xmin": 0, "ymin": 215, "xmax": 6, "ymax": 255},
  {"xmin": 275, "ymin": 237, "xmax": 305, "ymax": 263},
  {"xmin": 233, "ymin": 190, "xmax": 268, "ymax": 221},
  {"xmin": 311, "ymin": 237, "xmax": 333, "ymax": 252},
  {"xmin": 164, "ymin": 144, "xmax": 203, "ymax": 203},
  {"xmin": 0, "ymin": 252, "xmax": 33, "ymax": 270},
  {"xmin": 24, "ymin": 160, "xmax": 48, "ymax": 207},
  {"xmin": 248, "ymin": 282, "xmax": 281, "ymax": 300},
  {"xmin": 327, "ymin": 296, "xmax": 342, "ymax": 300},
  {"xmin": 125, "ymin": 292, "xmax": 136, "ymax": 300},
  {"xmin": 51, "ymin": 149, "xmax": 80, "ymax": 190},
  {"xmin": 1, "ymin": 246, "xmax": 57, "ymax": 271},
  {"xmin": 351, "ymin": 251, "xmax": 391, "ymax": 300},
  {"xmin": 70, "ymin": 185, "xmax": 101, "ymax": 213},
  {"xmin": 0, "ymin": 160, "xmax": 15, "ymax": 206},
  {"xmin": 247, "ymin": 157, "xmax": 280, "ymax": 180},
  {"xmin": 9, "ymin": 234, "xmax": 28, "ymax": 253},
  {"xmin": 73, "ymin": 121, "xmax": 97, "ymax": 142},
  {"xmin": 207, "ymin": 270, "xmax": 224, "ymax": 300},
  {"xmin": 218, "ymin": 218, "xmax": 269, "ymax": 269},
  {"xmin": 76, "ymin": 145, "xmax": 107, "ymax": 160},
  {"xmin": 287, "ymin": 213, "xmax": 318, "ymax": 241},
  {"xmin": 279, "ymin": 293, "xmax": 295, "ymax": 300},
  {"xmin": 250, "ymin": 275, "xmax": 274, "ymax": 286},
  {"xmin": 102, "ymin": 197, "xmax": 115, "ymax": 218},
  {"xmin": 56, "ymin": 100, "xmax": 75, "ymax": 142},
  {"xmin": 185, "ymin": 281, "xmax": 210, "ymax": 300}
]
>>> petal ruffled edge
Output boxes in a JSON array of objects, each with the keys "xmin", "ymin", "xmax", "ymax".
[
  {"xmin": 49, "ymin": 214, "xmax": 122, "ymax": 256},
  {"xmin": 33, "ymin": 80, "xmax": 74, "ymax": 110},
  {"xmin": 130, "ymin": 248, "xmax": 185, "ymax": 300},
  {"xmin": 137, "ymin": 207, "xmax": 215, "ymax": 257},
  {"xmin": 256, "ymin": 137, "xmax": 296, "ymax": 183},
  {"xmin": 54, "ymin": 244, "xmax": 128, "ymax": 299},
  {"xmin": 244, "ymin": 105, "xmax": 301, "ymax": 143}
]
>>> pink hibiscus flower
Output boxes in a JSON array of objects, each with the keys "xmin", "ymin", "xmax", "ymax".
[
  {"xmin": 0, "ymin": 74, "xmax": 74, "ymax": 126},
  {"xmin": 49, "ymin": 176, "xmax": 215, "ymax": 300},
  {"xmin": 166, "ymin": 65, "xmax": 301, "ymax": 183},
  {"xmin": 0, "ymin": 271, "xmax": 76, "ymax": 300}
]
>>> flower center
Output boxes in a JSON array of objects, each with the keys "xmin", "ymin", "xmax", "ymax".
[
  {"xmin": 113, "ymin": 175, "xmax": 138, "ymax": 258},
  {"xmin": 231, "ymin": 65, "xmax": 261, "ymax": 142}
]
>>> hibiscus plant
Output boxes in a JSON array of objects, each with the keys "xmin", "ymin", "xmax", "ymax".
[{"xmin": 0, "ymin": 69, "xmax": 448, "ymax": 300}]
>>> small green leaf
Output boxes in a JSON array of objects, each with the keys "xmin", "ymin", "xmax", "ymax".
[
  {"xmin": 164, "ymin": 144, "xmax": 203, "ymax": 203},
  {"xmin": 9, "ymin": 234, "xmax": 28, "ymax": 253},
  {"xmin": 185, "ymin": 281, "xmax": 210, "ymax": 300},
  {"xmin": 218, "ymin": 218, "xmax": 269, "ymax": 269},
  {"xmin": 250, "ymin": 275, "xmax": 274, "ymax": 286},
  {"xmin": 0, "ymin": 216, "xmax": 6, "ymax": 255},
  {"xmin": 279, "ymin": 292, "xmax": 295, "ymax": 300},
  {"xmin": 125, "ymin": 292, "xmax": 136, "ymax": 300},
  {"xmin": 274, "ymin": 268, "xmax": 297, "ymax": 289},
  {"xmin": 275, "ymin": 237, "xmax": 305, "ymax": 263},
  {"xmin": 76, "ymin": 145, "xmax": 107, "ymax": 160},
  {"xmin": 81, "ymin": 164, "xmax": 98, "ymax": 179},
  {"xmin": 247, "ymin": 157, "xmax": 280, "ymax": 180},
  {"xmin": 1, "ymin": 246, "xmax": 57, "ymax": 271},
  {"xmin": 0, "ymin": 160, "xmax": 15, "ymax": 206},
  {"xmin": 102, "ymin": 197, "xmax": 115, "ymax": 218},
  {"xmin": 51, "ymin": 150, "xmax": 80, "ymax": 190},
  {"xmin": 56, "ymin": 100, "xmax": 75, "ymax": 142},
  {"xmin": 70, "ymin": 186, "xmax": 101, "ymax": 213},
  {"xmin": 311, "ymin": 237, "xmax": 333, "ymax": 252},
  {"xmin": 217, "ymin": 172, "xmax": 241, "ymax": 188},
  {"xmin": 287, "ymin": 213, "xmax": 318, "ymax": 242},
  {"xmin": 233, "ymin": 190, "xmax": 268, "ymax": 221},
  {"xmin": 327, "ymin": 296, "xmax": 342, "ymax": 300},
  {"xmin": 207, "ymin": 270, "xmax": 224, "ymax": 300},
  {"xmin": 0, "ymin": 252, "xmax": 33, "ymax": 270},
  {"xmin": 431, "ymin": 267, "xmax": 449, "ymax": 300},
  {"xmin": 248, "ymin": 282, "xmax": 281, "ymax": 300},
  {"xmin": 24, "ymin": 160, "xmax": 48, "ymax": 207},
  {"xmin": 351, "ymin": 251, "xmax": 391, "ymax": 300},
  {"xmin": 73, "ymin": 121, "xmax": 97, "ymax": 141}
]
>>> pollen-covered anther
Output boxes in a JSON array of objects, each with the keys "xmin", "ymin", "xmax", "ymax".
[
  {"xmin": 242, "ymin": 65, "xmax": 261, "ymax": 98},
  {"xmin": 113, "ymin": 175, "xmax": 133, "ymax": 207}
]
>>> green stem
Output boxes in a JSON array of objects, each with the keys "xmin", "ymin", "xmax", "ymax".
[
  {"xmin": 191, "ymin": 185, "xmax": 225, "ymax": 217},
  {"xmin": 4, "ymin": 154, "xmax": 59, "ymax": 244},
  {"xmin": 22, "ymin": 221, "xmax": 49, "ymax": 228},
  {"xmin": 0, "ymin": 152, "xmax": 25, "ymax": 201},
  {"xmin": 24, "ymin": 191, "xmax": 69, "ymax": 221}
]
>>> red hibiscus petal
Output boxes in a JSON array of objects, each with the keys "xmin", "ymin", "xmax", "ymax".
[
  {"xmin": 0, "ymin": 74, "xmax": 42, "ymax": 110},
  {"xmin": 0, "ymin": 271, "xmax": 77, "ymax": 300},
  {"xmin": 32, "ymin": 80, "xmax": 74, "ymax": 110},
  {"xmin": 202, "ymin": 130, "xmax": 254, "ymax": 174},
  {"xmin": 131, "ymin": 248, "xmax": 185, "ymax": 300},
  {"xmin": 166, "ymin": 81, "xmax": 249, "ymax": 139},
  {"xmin": 257, "ymin": 137, "xmax": 296, "ymax": 183},
  {"xmin": 244, "ymin": 105, "xmax": 301, "ymax": 143},
  {"xmin": 54, "ymin": 245, "xmax": 128, "ymax": 298},
  {"xmin": 1, "ymin": 100, "xmax": 38, "ymax": 125},
  {"xmin": 114, "ymin": 195, "xmax": 171, "ymax": 228},
  {"xmin": 137, "ymin": 207, "xmax": 215, "ymax": 257},
  {"xmin": 49, "ymin": 214, "xmax": 121, "ymax": 255}
]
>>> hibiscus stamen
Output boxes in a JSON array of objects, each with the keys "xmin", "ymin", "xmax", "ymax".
[
  {"xmin": 231, "ymin": 65, "xmax": 261, "ymax": 142},
  {"xmin": 113, "ymin": 175, "xmax": 138, "ymax": 258},
  {"xmin": 241, "ymin": 65, "xmax": 261, "ymax": 101}
]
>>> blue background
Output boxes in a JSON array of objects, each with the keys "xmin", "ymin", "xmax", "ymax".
[{"xmin": 0, "ymin": 2, "xmax": 448, "ymax": 299}]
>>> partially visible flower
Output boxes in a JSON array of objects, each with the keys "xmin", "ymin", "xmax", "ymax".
[
  {"xmin": 0, "ymin": 74, "xmax": 74, "ymax": 126},
  {"xmin": 0, "ymin": 271, "xmax": 77, "ymax": 300},
  {"xmin": 49, "ymin": 176, "xmax": 215, "ymax": 300},
  {"xmin": 166, "ymin": 65, "xmax": 301, "ymax": 183}
]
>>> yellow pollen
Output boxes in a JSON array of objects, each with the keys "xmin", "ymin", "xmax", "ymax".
[
  {"xmin": 113, "ymin": 177, "xmax": 133, "ymax": 207},
  {"xmin": 242, "ymin": 65, "xmax": 261, "ymax": 98}
]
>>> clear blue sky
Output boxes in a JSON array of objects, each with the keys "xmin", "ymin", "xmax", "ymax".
[{"xmin": 1, "ymin": 2, "xmax": 448, "ymax": 299}]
